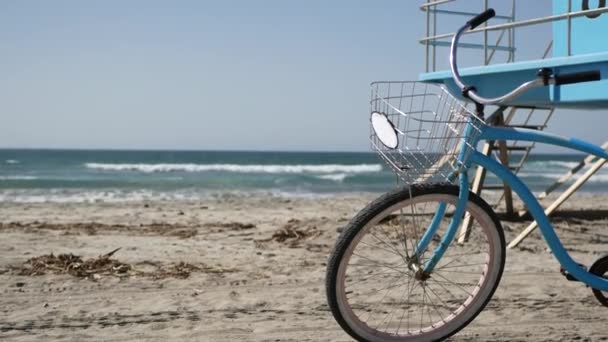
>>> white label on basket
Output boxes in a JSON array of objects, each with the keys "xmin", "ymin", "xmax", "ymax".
[{"xmin": 371, "ymin": 112, "xmax": 398, "ymax": 149}]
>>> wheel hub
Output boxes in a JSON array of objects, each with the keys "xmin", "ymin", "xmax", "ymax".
[
  {"xmin": 407, "ymin": 258, "xmax": 431, "ymax": 281},
  {"xmin": 415, "ymin": 269, "xmax": 431, "ymax": 281}
]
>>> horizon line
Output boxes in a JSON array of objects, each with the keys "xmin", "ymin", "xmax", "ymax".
[
  {"xmin": 0, "ymin": 146, "xmax": 589, "ymax": 155},
  {"xmin": 0, "ymin": 146, "xmax": 374, "ymax": 154}
]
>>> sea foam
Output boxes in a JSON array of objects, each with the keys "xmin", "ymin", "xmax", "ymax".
[
  {"xmin": 0, "ymin": 188, "xmax": 331, "ymax": 203},
  {"xmin": 316, "ymin": 173, "xmax": 349, "ymax": 182},
  {"xmin": 85, "ymin": 163, "xmax": 382, "ymax": 174},
  {"xmin": 0, "ymin": 175, "xmax": 38, "ymax": 180}
]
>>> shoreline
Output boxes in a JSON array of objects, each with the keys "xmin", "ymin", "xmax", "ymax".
[{"xmin": 1, "ymin": 186, "xmax": 608, "ymax": 203}]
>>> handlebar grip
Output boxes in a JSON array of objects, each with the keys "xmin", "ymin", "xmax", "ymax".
[
  {"xmin": 554, "ymin": 70, "xmax": 601, "ymax": 86},
  {"xmin": 467, "ymin": 9, "xmax": 495, "ymax": 30}
]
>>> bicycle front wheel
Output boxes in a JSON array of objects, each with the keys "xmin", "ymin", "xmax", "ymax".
[{"xmin": 326, "ymin": 184, "xmax": 505, "ymax": 341}]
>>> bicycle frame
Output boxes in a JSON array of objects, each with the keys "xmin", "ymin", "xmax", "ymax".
[{"xmin": 417, "ymin": 121, "xmax": 608, "ymax": 291}]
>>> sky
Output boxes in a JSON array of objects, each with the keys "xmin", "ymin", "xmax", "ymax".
[{"xmin": 0, "ymin": 0, "xmax": 606, "ymax": 152}]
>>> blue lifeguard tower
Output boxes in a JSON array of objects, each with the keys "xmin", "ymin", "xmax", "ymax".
[{"xmin": 418, "ymin": 0, "xmax": 608, "ymax": 247}]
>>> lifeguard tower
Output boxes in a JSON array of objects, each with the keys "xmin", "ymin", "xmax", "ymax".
[{"xmin": 418, "ymin": 0, "xmax": 608, "ymax": 248}]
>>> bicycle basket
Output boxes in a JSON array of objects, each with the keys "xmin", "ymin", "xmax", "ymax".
[{"xmin": 370, "ymin": 81, "xmax": 482, "ymax": 184}]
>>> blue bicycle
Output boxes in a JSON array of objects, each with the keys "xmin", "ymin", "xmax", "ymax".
[{"xmin": 326, "ymin": 9, "xmax": 608, "ymax": 341}]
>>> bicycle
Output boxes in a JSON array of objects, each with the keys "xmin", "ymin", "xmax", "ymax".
[{"xmin": 326, "ymin": 9, "xmax": 608, "ymax": 342}]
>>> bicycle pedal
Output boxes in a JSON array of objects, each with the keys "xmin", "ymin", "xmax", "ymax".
[{"xmin": 560, "ymin": 263, "xmax": 587, "ymax": 282}]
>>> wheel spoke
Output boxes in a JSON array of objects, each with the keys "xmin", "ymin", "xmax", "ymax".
[
  {"xmin": 358, "ymin": 239, "xmax": 404, "ymax": 258},
  {"xmin": 363, "ymin": 271, "xmax": 408, "ymax": 325},
  {"xmin": 351, "ymin": 252, "xmax": 407, "ymax": 274},
  {"xmin": 398, "ymin": 208, "xmax": 412, "ymax": 259},
  {"xmin": 432, "ymin": 271, "xmax": 475, "ymax": 297},
  {"xmin": 419, "ymin": 280, "xmax": 426, "ymax": 331},
  {"xmin": 436, "ymin": 262, "xmax": 488, "ymax": 270},
  {"xmin": 396, "ymin": 272, "xmax": 416, "ymax": 335},
  {"xmin": 345, "ymin": 267, "xmax": 409, "ymax": 290},
  {"xmin": 369, "ymin": 231, "xmax": 408, "ymax": 262},
  {"xmin": 426, "ymin": 276, "xmax": 461, "ymax": 304},
  {"xmin": 426, "ymin": 282, "xmax": 457, "ymax": 315}
]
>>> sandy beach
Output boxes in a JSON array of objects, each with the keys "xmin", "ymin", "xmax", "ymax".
[{"xmin": 0, "ymin": 192, "xmax": 607, "ymax": 341}]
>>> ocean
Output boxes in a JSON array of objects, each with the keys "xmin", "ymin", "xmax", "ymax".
[{"xmin": 0, "ymin": 149, "xmax": 606, "ymax": 203}]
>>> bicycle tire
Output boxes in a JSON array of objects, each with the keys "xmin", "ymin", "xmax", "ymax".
[{"xmin": 326, "ymin": 183, "xmax": 505, "ymax": 341}]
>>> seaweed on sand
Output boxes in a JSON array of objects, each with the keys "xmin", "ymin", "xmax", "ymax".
[
  {"xmin": 11, "ymin": 248, "xmax": 239, "ymax": 281},
  {"xmin": 257, "ymin": 219, "xmax": 322, "ymax": 248},
  {"xmin": 15, "ymin": 248, "xmax": 130, "ymax": 279}
]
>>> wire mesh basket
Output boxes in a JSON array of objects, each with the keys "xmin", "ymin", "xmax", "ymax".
[{"xmin": 370, "ymin": 81, "xmax": 483, "ymax": 184}]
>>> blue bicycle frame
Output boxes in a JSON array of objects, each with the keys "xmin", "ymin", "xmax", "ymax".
[{"xmin": 416, "ymin": 119, "xmax": 608, "ymax": 291}]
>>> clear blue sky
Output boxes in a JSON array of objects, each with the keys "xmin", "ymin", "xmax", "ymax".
[{"xmin": 0, "ymin": 1, "xmax": 605, "ymax": 152}]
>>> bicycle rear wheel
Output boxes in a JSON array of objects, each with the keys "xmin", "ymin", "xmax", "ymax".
[{"xmin": 326, "ymin": 184, "xmax": 505, "ymax": 341}]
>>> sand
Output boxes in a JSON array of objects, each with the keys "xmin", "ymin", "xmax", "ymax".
[{"xmin": 0, "ymin": 192, "xmax": 607, "ymax": 341}]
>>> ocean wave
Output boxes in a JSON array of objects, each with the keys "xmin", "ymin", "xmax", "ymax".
[
  {"xmin": 528, "ymin": 161, "xmax": 580, "ymax": 169},
  {"xmin": 0, "ymin": 175, "xmax": 38, "ymax": 180},
  {"xmin": 316, "ymin": 173, "xmax": 348, "ymax": 182},
  {"xmin": 5, "ymin": 159, "xmax": 19, "ymax": 164},
  {"xmin": 85, "ymin": 163, "xmax": 383, "ymax": 174},
  {"xmin": 0, "ymin": 189, "xmax": 200, "ymax": 203},
  {"xmin": 517, "ymin": 171, "xmax": 608, "ymax": 182},
  {"xmin": 0, "ymin": 189, "xmax": 332, "ymax": 203}
]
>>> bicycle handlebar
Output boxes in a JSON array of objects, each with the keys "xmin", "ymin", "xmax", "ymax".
[
  {"xmin": 553, "ymin": 70, "xmax": 601, "ymax": 86},
  {"xmin": 467, "ymin": 9, "xmax": 495, "ymax": 30},
  {"xmin": 450, "ymin": 9, "xmax": 602, "ymax": 108}
]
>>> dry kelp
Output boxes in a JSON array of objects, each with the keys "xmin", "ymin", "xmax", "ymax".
[
  {"xmin": 212, "ymin": 222, "xmax": 256, "ymax": 230},
  {"xmin": 11, "ymin": 248, "xmax": 238, "ymax": 281},
  {"xmin": 145, "ymin": 262, "xmax": 238, "ymax": 280},
  {"xmin": 257, "ymin": 219, "xmax": 322, "ymax": 247},
  {"xmin": 15, "ymin": 248, "xmax": 130, "ymax": 279}
]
